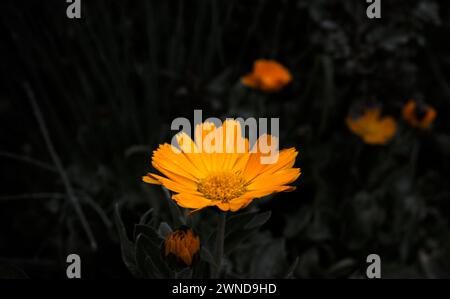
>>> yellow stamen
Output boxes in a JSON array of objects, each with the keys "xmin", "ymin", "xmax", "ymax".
[{"xmin": 197, "ymin": 171, "xmax": 247, "ymax": 202}]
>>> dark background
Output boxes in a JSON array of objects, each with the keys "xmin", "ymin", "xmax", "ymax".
[{"xmin": 1, "ymin": 0, "xmax": 449, "ymax": 278}]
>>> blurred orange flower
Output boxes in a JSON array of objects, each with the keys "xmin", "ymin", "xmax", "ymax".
[
  {"xmin": 143, "ymin": 120, "xmax": 300, "ymax": 212},
  {"xmin": 164, "ymin": 227, "xmax": 200, "ymax": 267},
  {"xmin": 346, "ymin": 107, "xmax": 397, "ymax": 145},
  {"xmin": 402, "ymin": 100, "xmax": 437, "ymax": 129},
  {"xmin": 241, "ymin": 59, "xmax": 292, "ymax": 92}
]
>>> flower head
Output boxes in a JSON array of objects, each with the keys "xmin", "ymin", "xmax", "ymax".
[
  {"xmin": 143, "ymin": 120, "xmax": 300, "ymax": 212},
  {"xmin": 346, "ymin": 107, "xmax": 397, "ymax": 145},
  {"xmin": 241, "ymin": 59, "xmax": 292, "ymax": 92},
  {"xmin": 164, "ymin": 227, "xmax": 200, "ymax": 267},
  {"xmin": 402, "ymin": 100, "xmax": 437, "ymax": 129}
]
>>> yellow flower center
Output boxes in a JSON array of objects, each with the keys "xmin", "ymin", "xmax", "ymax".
[{"xmin": 197, "ymin": 171, "xmax": 247, "ymax": 202}]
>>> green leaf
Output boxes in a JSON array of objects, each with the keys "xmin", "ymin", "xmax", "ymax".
[
  {"xmin": 135, "ymin": 235, "xmax": 162, "ymax": 278},
  {"xmin": 199, "ymin": 246, "xmax": 216, "ymax": 267},
  {"xmin": 249, "ymin": 238, "xmax": 286, "ymax": 278},
  {"xmin": 224, "ymin": 211, "xmax": 272, "ymax": 254},
  {"xmin": 225, "ymin": 211, "xmax": 259, "ymax": 237},
  {"xmin": 192, "ymin": 260, "xmax": 211, "ymax": 279},
  {"xmin": 114, "ymin": 203, "xmax": 141, "ymax": 277},
  {"xmin": 134, "ymin": 224, "xmax": 162, "ymax": 245},
  {"xmin": 0, "ymin": 263, "xmax": 28, "ymax": 279},
  {"xmin": 176, "ymin": 268, "xmax": 193, "ymax": 279},
  {"xmin": 135, "ymin": 234, "xmax": 173, "ymax": 278},
  {"xmin": 158, "ymin": 222, "xmax": 173, "ymax": 238},
  {"xmin": 139, "ymin": 208, "xmax": 154, "ymax": 225},
  {"xmin": 326, "ymin": 258, "xmax": 357, "ymax": 278},
  {"xmin": 284, "ymin": 257, "xmax": 299, "ymax": 278},
  {"xmin": 244, "ymin": 211, "xmax": 271, "ymax": 230},
  {"xmin": 225, "ymin": 228, "xmax": 259, "ymax": 255},
  {"xmin": 162, "ymin": 186, "xmax": 186, "ymax": 226}
]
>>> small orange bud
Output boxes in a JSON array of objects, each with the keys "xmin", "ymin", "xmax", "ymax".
[
  {"xmin": 402, "ymin": 100, "xmax": 437, "ymax": 129},
  {"xmin": 164, "ymin": 227, "xmax": 200, "ymax": 267}
]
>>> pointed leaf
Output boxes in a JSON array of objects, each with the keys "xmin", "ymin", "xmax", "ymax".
[
  {"xmin": 0, "ymin": 263, "xmax": 28, "ymax": 279},
  {"xmin": 284, "ymin": 257, "xmax": 299, "ymax": 278},
  {"xmin": 162, "ymin": 186, "xmax": 186, "ymax": 226},
  {"xmin": 139, "ymin": 208, "xmax": 154, "ymax": 225},
  {"xmin": 244, "ymin": 211, "xmax": 271, "ymax": 230},
  {"xmin": 200, "ymin": 246, "xmax": 216, "ymax": 267},
  {"xmin": 225, "ymin": 211, "xmax": 258, "ymax": 237},
  {"xmin": 114, "ymin": 204, "xmax": 140, "ymax": 277},
  {"xmin": 135, "ymin": 234, "xmax": 173, "ymax": 278},
  {"xmin": 134, "ymin": 224, "xmax": 162, "ymax": 245},
  {"xmin": 176, "ymin": 268, "xmax": 193, "ymax": 279},
  {"xmin": 158, "ymin": 222, "xmax": 173, "ymax": 238}
]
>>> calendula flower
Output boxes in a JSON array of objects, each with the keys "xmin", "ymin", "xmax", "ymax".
[
  {"xmin": 143, "ymin": 120, "xmax": 300, "ymax": 212},
  {"xmin": 164, "ymin": 227, "xmax": 200, "ymax": 267},
  {"xmin": 241, "ymin": 59, "xmax": 292, "ymax": 92},
  {"xmin": 346, "ymin": 107, "xmax": 397, "ymax": 145},
  {"xmin": 402, "ymin": 99, "xmax": 437, "ymax": 129}
]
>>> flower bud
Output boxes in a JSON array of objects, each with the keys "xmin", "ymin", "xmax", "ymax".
[{"xmin": 164, "ymin": 226, "xmax": 200, "ymax": 267}]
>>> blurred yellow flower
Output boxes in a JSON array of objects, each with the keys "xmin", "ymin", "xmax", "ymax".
[
  {"xmin": 402, "ymin": 100, "xmax": 437, "ymax": 129},
  {"xmin": 143, "ymin": 120, "xmax": 300, "ymax": 212},
  {"xmin": 164, "ymin": 227, "xmax": 200, "ymax": 267},
  {"xmin": 346, "ymin": 107, "xmax": 397, "ymax": 145},
  {"xmin": 241, "ymin": 59, "xmax": 292, "ymax": 92}
]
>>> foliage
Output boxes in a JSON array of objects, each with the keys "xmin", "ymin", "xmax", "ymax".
[{"xmin": 1, "ymin": 0, "xmax": 450, "ymax": 278}]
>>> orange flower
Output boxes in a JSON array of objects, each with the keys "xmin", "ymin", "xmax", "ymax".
[
  {"xmin": 241, "ymin": 59, "xmax": 292, "ymax": 92},
  {"xmin": 143, "ymin": 120, "xmax": 300, "ymax": 212},
  {"xmin": 164, "ymin": 227, "xmax": 200, "ymax": 267},
  {"xmin": 346, "ymin": 107, "xmax": 397, "ymax": 145},
  {"xmin": 402, "ymin": 100, "xmax": 437, "ymax": 129}
]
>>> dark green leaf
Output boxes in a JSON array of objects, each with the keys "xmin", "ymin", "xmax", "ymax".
[
  {"xmin": 139, "ymin": 208, "xmax": 154, "ymax": 225},
  {"xmin": 114, "ymin": 203, "xmax": 141, "ymax": 277},
  {"xmin": 176, "ymin": 268, "xmax": 193, "ymax": 279},
  {"xmin": 326, "ymin": 258, "xmax": 357, "ymax": 278},
  {"xmin": 284, "ymin": 257, "xmax": 299, "ymax": 278},
  {"xmin": 225, "ymin": 228, "xmax": 259, "ymax": 255},
  {"xmin": 162, "ymin": 186, "xmax": 186, "ymax": 227},
  {"xmin": 0, "ymin": 263, "xmax": 28, "ymax": 279},
  {"xmin": 199, "ymin": 246, "xmax": 216, "ymax": 267},
  {"xmin": 134, "ymin": 224, "xmax": 162, "ymax": 245},
  {"xmin": 225, "ymin": 211, "xmax": 259, "ymax": 237},
  {"xmin": 135, "ymin": 235, "xmax": 161, "ymax": 278},
  {"xmin": 158, "ymin": 222, "xmax": 173, "ymax": 238},
  {"xmin": 244, "ymin": 211, "xmax": 271, "ymax": 230},
  {"xmin": 225, "ymin": 211, "xmax": 272, "ymax": 254},
  {"xmin": 135, "ymin": 234, "xmax": 173, "ymax": 279}
]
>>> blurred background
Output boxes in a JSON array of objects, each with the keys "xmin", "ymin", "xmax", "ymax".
[{"xmin": 1, "ymin": 0, "xmax": 450, "ymax": 278}]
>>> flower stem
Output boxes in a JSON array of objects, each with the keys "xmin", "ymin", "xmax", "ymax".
[
  {"xmin": 212, "ymin": 212, "xmax": 226, "ymax": 278},
  {"xmin": 25, "ymin": 83, "xmax": 97, "ymax": 251}
]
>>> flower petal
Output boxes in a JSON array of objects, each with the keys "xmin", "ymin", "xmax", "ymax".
[
  {"xmin": 142, "ymin": 175, "xmax": 161, "ymax": 185},
  {"xmin": 172, "ymin": 193, "xmax": 213, "ymax": 210},
  {"xmin": 153, "ymin": 144, "xmax": 204, "ymax": 179},
  {"xmin": 247, "ymin": 168, "xmax": 301, "ymax": 190},
  {"xmin": 149, "ymin": 173, "xmax": 201, "ymax": 195}
]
